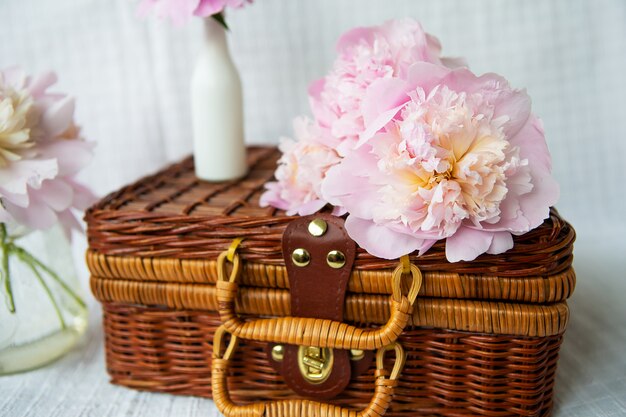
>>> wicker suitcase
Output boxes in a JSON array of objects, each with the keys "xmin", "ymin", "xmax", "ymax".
[{"xmin": 86, "ymin": 146, "xmax": 576, "ymax": 417}]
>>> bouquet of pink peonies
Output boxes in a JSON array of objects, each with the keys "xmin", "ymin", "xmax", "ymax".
[{"xmin": 261, "ymin": 19, "xmax": 559, "ymax": 262}]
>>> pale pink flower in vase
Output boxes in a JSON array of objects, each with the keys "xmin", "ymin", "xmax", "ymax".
[
  {"xmin": 0, "ymin": 67, "xmax": 95, "ymax": 374},
  {"xmin": 138, "ymin": 0, "xmax": 253, "ymax": 182},
  {"xmin": 137, "ymin": 0, "xmax": 252, "ymax": 25},
  {"xmin": 0, "ymin": 68, "xmax": 95, "ymax": 237},
  {"xmin": 260, "ymin": 117, "xmax": 341, "ymax": 216},
  {"xmin": 322, "ymin": 62, "xmax": 559, "ymax": 262}
]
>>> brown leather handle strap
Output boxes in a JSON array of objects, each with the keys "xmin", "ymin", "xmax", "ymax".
[
  {"xmin": 216, "ymin": 252, "xmax": 422, "ymax": 351},
  {"xmin": 212, "ymin": 326, "xmax": 405, "ymax": 417}
]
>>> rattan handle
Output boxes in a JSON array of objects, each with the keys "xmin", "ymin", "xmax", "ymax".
[
  {"xmin": 216, "ymin": 251, "xmax": 422, "ymax": 351},
  {"xmin": 211, "ymin": 326, "xmax": 406, "ymax": 417}
]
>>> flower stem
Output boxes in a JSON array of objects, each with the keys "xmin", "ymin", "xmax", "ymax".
[
  {"xmin": 13, "ymin": 246, "xmax": 86, "ymax": 310},
  {"xmin": 16, "ymin": 250, "xmax": 67, "ymax": 329},
  {"xmin": 0, "ymin": 223, "xmax": 16, "ymax": 313}
]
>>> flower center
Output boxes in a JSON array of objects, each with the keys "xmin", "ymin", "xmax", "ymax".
[
  {"xmin": 390, "ymin": 86, "xmax": 515, "ymax": 231},
  {"xmin": 0, "ymin": 86, "xmax": 36, "ymax": 167}
]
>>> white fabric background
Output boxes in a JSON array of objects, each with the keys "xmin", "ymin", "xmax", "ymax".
[{"xmin": 0, "ymin": 1, "xmax": 625, "ymax": 416}]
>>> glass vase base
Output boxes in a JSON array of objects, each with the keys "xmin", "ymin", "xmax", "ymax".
[{"xmin": 0, "ymin": 317, "xmax": 87, "ymax": 375}]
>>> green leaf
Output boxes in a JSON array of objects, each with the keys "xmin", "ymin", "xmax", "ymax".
[
  {"xmin": 15, "ymin": 246, "xmax": 86, "ymax": 310},
  {"xmin": 16, "ymin": 249, "xmax": 67, "ymax": 330},
  {"xmin": 212, "ymin": 12, "xmax": 229, "ymax": 31},
  {"xmin": 0, "ymin": 223, "xmax": 15, "ymax": 313}
]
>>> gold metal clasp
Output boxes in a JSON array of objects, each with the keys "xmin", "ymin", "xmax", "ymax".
[{"xmin": 297, "ymin": 346, "xmax": 334, "ymax": 384}]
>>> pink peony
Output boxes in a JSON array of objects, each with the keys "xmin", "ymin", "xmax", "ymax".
[
  {"xmin": 321, "ymin": 62, "xmax": 559, "ymax": 261},
  {"xmin": 260, "ymin": 117, "xmax": 340, "ymax": 216},
  {"xmin": 138, "ymin": 0, "xmax": 252, "ymax": 25},
  {"xmin": 262, "ymin": 19, "xmax": 463, "ymax": 216},
  {"xmin": 309, "ymin": 19, "xmax": 464, "ymax": 153},
  {"xmin": 0, "ymin": 67, "xmax": 96, "ymax": 238}
]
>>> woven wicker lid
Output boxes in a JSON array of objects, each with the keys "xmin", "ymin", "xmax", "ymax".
[
  {"xmin": 86, "ymin": 147, "xmax": 574, "ymax": 271},
  {"xmin": 86, "ymin": 146, "xmax": 575, "ymax": 303}
]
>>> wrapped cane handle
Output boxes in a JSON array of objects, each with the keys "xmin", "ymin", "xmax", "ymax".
[
  {"xmin": 211, "ymin": 326, "xmax": 406, "ymax": 417},
  {"xmin": 216, "ymin": 252, "xmax": 422, "ymax": 351}
]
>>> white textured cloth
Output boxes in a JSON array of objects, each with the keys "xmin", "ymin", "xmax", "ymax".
[{"xmin": 0, "ymin": 0, "xmax": 625, "ymax": 416}]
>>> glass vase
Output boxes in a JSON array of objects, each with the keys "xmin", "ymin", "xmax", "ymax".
[{"xmin": 0, "ymin": 224, "xmax": 87, "ymax": 375}]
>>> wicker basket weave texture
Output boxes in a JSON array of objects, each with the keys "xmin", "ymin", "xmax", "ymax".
[
  {"xmin": 86, "ymin": 147, "xmax": 576, "ymax": 417},
  {"xmin": 86, "ymin": 147, "xmax": 574, "ymax": 277}
]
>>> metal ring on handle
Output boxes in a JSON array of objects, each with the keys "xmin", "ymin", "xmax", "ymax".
[
  {"xmin": 211, "ymin": 326, "xmax": 406, "ymax": 417},
  {"xmin": 215, "ymin": 246, "xmax": 423, "ymax": 351}
]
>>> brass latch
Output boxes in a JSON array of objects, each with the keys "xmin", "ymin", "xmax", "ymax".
[{"xmin": 297, "ymin": 346, "xmax": 334, "ymax": 384}]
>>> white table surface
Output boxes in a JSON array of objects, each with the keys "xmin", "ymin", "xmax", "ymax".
[{"xmin": 1, "ymin": 228, "xmax": 625, "ymax": 417}]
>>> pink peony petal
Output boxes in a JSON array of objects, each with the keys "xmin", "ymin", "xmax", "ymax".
[
  {"xmin": 331, "ymin": 205, "xmax": 347, "ymax": 216},
  {"xmin": 418, "ymin": 239, "xmax": 438, "ymax": 255},
  {"xmin": 158, "ymin": 0, "xmax": 199, "ymax": 25},
  {"xmin": 406, "ymin": 61, "xmax": 451, "ymax": 93},
  {"xmin": 292, "ymin": 199, "xmax": 327, "ymax": 216},
  {"xmin": 486, "ymin": 231, "xmax": 514, "ymax": 255},
  {"xmin": 321, "ymin": 146, "xmax": 379, "ymax": 219},
  {"xmin": 358, "ymin": 77, "xmax": 410, "ymax": 147},
  {"xmin": 0, "ymin": 188, "xmax": 29, "ymax": 208},
  {"xmin": 40, "ymin": 96, "xmax": 75, "ymax": 138},
  {"xmin": 37, "ymin": 180, "xmax": 73, "ymax": 211},
  {"xmin": 510, "ymin": 117, "xmax": 559, "ymax": 229},
  {"xmin": 38, "ymin": 140, "xmax": 94, "ymax": 177},
  {"xmin": 511, "ymin": 116, "xmax": 552, "ymax": 170},
  {"xmin": 137, "ymin": 0, "xmax": 158, "ymax": 17},
  {"xmin": 259, "ymin": 182, "xmax": 287, "ymax": 209},
  {"xmin": 357, "ymin": 104, "xmax": 404, "ymax": 148},
  {"xmin": 0, "ymin": 207, "xmax": 14, "ymax": 224},
  {"xmin": 308, "ymin": 78, "xmax": 325, "ymax": 98},
  {"xmin": 336, "ymin": 27, "xmax": 376, "ymax": 54},
  {"xmin": 194, "ymin": 0, "xmax": 226, "ymax": 17},
  {"xmin": 2, "ymin": 197, "xmax": 58, "ymax": 230},
  {"xmin": 25, "ymin": 71, "xmax": 57, "ymax": 97},
  {"xmin": 66, "ymin": 178, "xmax": 97, "ymax": 210},
  {"xmin": 492, "ymin": 88, "xmax": 531, "ymax": 138},
  {"xmin": 441, "ymin": 66, "xmax": 485, "ymax": 93},
  {"xmin": 0, "ymin": 158, "xmax": 58, "ymax": 196},
  {"xmin": 345, "ymin": 215, "xmax": 426, "ymax": 259},
  {"xmin": 308, "ymin": 78, "xmax": 335, "ymax": 129},
  {"xmin": 1, "ymin": 67, "xmax": 26, "ymax": 88},
  {"xmin": 57, "ymin": 210, "xmax": 84, "ymax": 240},
  {"xmin": 445, "ymin": 227, "xmax": 494, "ymax": 262}
]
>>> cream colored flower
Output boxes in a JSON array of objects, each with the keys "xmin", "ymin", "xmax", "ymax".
[{"xmin": 0, "ymin": 86, "xmax": 37, "ymax": 167}]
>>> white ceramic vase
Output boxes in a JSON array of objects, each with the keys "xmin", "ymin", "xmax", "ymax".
[{"xmin": 191, "ymin": 16, "xmax": 247, "ymax": 182}]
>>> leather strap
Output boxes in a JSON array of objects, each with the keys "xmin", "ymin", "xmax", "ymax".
[{"xmin": 268, "ymin": 213, "xmax": 371, "ymax": 399}]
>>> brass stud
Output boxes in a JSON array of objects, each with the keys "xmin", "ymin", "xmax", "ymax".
[
  {"xmin": 308, "ymin": 218, "xmax": 328, "ymax": 237},
  {"xmin": 292, "ymin": 248, "xmax": 311, "ymax": 267},
  {"xmin": 271, "ymin": 345, "xmax": 285, "ymax": 362},
  {"xmin": 349, "ymin": 349, "xmax": 365, "ymax": 361},
  {"xmin": 326, "ymin": 250, "xmax": 346, "ymax": 269}
]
